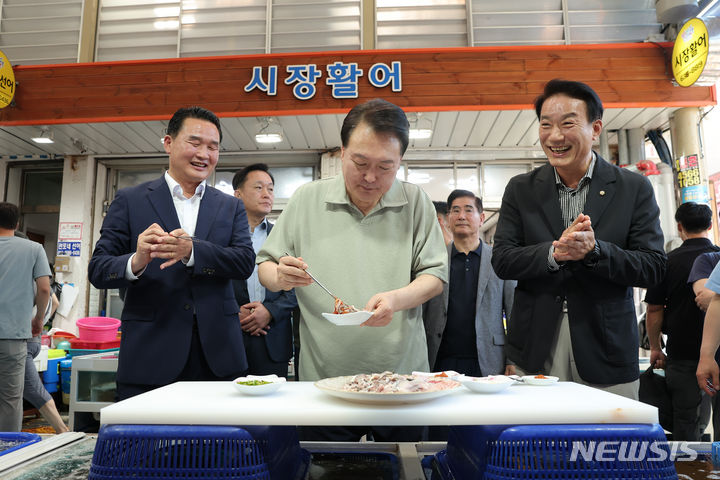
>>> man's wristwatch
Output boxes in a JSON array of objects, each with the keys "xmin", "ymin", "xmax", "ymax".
[{"xmin": 583, "ymin": 241, "xmax": 601, "ymax": 267}]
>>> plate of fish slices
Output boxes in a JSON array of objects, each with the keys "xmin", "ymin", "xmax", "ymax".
[{"xmin": 314, "ymin": 371, "xmax": 461, "ymax": 404}]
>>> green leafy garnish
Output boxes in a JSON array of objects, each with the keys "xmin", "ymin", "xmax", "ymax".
[{"xmin": 237, "ymin": 380, "xmax": 272, "ymax": 386}]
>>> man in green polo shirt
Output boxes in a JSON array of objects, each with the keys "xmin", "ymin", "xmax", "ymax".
[{"xmin": 257, "ymin": 98, "xmax": 447, "ymax": 441}]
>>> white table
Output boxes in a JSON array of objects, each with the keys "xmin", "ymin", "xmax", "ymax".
[{"xmin": 100, "ymin": 381, "xmax": 658, "ymax": 426}]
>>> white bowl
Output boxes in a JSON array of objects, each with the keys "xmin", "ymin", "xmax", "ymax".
[
  {"xmin": 457, "ymin": 375, "xmax": 514, "ymax": 393},
  {"xmin": 232, "ymin": 375, "xmax": 286, "ymax": 395},
  {"xmin": 322, "ymin": 311, "xmax": 373, "ymax": 326},
  {"xmin": 411, "ymin": 371, "xmax": 461, "ymax": 379},
  {"xmin": 521, "ymin": 375, "xmax": 559, "ymax": 386}
]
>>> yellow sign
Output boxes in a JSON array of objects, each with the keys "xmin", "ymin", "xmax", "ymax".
[
  {"xmin": 0, "ymin": 50, "xmax": 14, "ymax": 108},
  {"xmin": 673, "ymin": 18, "xmax": 710, "ymax": 87}
]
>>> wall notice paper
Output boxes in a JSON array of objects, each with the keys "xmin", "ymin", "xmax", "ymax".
[
  {"xmin": 58, "ymin": 222, "xmax": 83, "ymax": 240},
  {"xmin": 56, "ymin": 283, "xmax": 78, "ymax": 317}
]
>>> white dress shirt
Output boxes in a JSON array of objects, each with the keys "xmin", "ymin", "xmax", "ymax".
[
  {"xmin": 125, "ymin": 171, "xmax": 206, "ymax": 280},
  {"xmin": 247, "ymin": 219, "xmax": 269, "ymax": 303}
]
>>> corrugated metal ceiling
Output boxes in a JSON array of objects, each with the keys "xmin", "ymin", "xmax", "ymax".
[{"xmin": 0, "ymin": 106, "xmax": 678, "ymax": 160}]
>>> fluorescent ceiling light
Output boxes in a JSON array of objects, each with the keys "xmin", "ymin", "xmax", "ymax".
[
  {"xmin": 255, "ymin": 133, "xmax": 283, "ymax": 143},
  {"xmin": 409, "ymin": 128, "xmax": 433, "ymax": 139},
  {"xmin": 32, "ymin": 128, "xmax": 54, "ymax": 144},
  {"xmin": 255, "ymin": 117, "xmax": 284, "ymax": 144}
]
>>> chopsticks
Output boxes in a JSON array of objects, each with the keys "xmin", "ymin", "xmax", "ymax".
[{"xmin": 283, "ymin": 252, "xmax": 338, "ymax": 301}]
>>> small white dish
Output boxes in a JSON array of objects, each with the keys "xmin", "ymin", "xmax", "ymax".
[
  {"xmin": 322, "ymin": 310, "xmax": 373, "ymax": 326},
  {"xmin": 457, "ymin": 375, "xmax": 514, "ymax": 393},
  {"xmin": 411, "ymin": 371, "xmax": 461, "ymax": 379},
  {"xmin": 521, "ymin": 375, "xmax": 559, "ymax": 386},
  {"xmin": 232, "ymin": 375, "xmax": 286, "ymax": 395}
]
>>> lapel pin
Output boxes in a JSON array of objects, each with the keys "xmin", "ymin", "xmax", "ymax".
[{"xmin": 599, "ymin": 190, "xmax": 606, "ymax": 196}]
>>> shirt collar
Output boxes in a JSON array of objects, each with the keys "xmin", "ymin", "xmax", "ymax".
[
  {"xmin": 165, "ymin": 171, "xmax": 206, "ymax": 200},
  {"xmin": 324, "ymin": 171, "xmax": 408, "ymax": 211},
  {"xmin": 554, "ymin": 151, "xmax": 596, "ymax": 188},
  {"xmin": 451, "ymin": 240, "xmax": 483, "ymax": 257},
  {"xmin": 683, "ymin": 237, "xmax": 714, "ymax": 247}
]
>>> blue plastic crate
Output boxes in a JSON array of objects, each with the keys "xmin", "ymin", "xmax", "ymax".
[
  {"xmin": 0, "ymin": 432, "xmax": 41, "ymax": 457},
  {"xmin": 42, "ymin": 356, "xmax": 63, "ymax": 383},
  {"xmin": 429, "ymin": 424, "xmax": 677, "ymax": 480},
  {"xmin": 88, "ymin": 424, "xmax": 309, "ymax": 480},
  {"xmin": 713, "ymin": 442, "xmax": 720, "ymax": 466}
]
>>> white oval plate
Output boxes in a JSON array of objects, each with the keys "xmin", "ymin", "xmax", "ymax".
[
  {"xmin": 521, "ymin": 375, "xmax": 559, "ymax": 386},
  {"xmin": 322, "ymin": 311, "xmax": 373, "ymax": 326},
  {"xmin": 314, "ymin": 375, "xmax": 460, "ymax": 404},
  {"xmin": 233, "ymin": 375, "xmax": 286, "ymax": 395},
  {"xmin": 457, "ymin": 375, "xmax": 514, "ymax": 393}
]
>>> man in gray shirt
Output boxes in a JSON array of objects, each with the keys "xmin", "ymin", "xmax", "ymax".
[{"xmin": 0, "ymin": 202, "xmax": 51, "ymax": 431}]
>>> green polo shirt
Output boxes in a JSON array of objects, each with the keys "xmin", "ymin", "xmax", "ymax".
[{"xmin": 257, "ymin": 173, "xmax": 448, "ymax": 381}]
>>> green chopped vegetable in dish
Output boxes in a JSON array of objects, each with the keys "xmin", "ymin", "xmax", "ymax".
[{"xmin": 236, "ymin": 379, "xmax": 272, "ymax": 386}]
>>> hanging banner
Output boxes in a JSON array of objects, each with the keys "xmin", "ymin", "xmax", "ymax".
[
  {"xmin": 676, "ymin": 154, "xmax": 710, "ymax": 203},
  {"xmin": 0, "ymin": 50, "xmax": 15, "ymax": 109},
  {"xmin": 672, "ymin": 18, "xmax": 710, "ymax": 87}
]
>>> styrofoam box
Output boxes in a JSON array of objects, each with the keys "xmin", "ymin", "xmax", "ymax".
[{"xmin": 33, "ymin": 345, "xmax": 49, "ymax": 372}]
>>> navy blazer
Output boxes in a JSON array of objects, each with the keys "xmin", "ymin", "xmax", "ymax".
[
  {"xmin": 491, "ymin": 155, "xmax": 666, "ymax": 384},
  {"xmin": 88, "ymin": 177, "xmax": 256, "ymax": 385},
  {"xmin": 232, "ymin": 221, "xmax": 296, "ymax": 363}
]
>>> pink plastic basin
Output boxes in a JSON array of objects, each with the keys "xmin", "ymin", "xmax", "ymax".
[{"xmin": 75, "ymin": 317, "xmax": 121, "ymax": 342}]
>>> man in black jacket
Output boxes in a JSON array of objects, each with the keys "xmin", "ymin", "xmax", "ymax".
[{"xmin": 491, "ymin": 79, "xmax": 666, "ymax": 399}]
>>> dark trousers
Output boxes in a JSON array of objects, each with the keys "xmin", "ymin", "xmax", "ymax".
[
  {"xmin": 117, "ymin": 321, "xmax": 246, "ymax": 401},
  {"xmin": 666, "ymin": 358, "xmax": 710, "ymax": 441},
  {"xmin": 243, "ymin": 333, "xmax": 288, "ymax": 378},
  {"xmin": 433, "ymin": 356, "xmax": 483, "ymax": 377}
]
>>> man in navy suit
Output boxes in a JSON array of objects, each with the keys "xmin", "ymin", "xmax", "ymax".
[
  {"xmin": 231, "ymin": 163, "xmax": 296, "ymax": 378},
  {"xmin": 491, "ymin": 80, "xmax": 666, "ymax": 399},
  {"xmin": 88, "ymin": 106, "xmax": 255, "ymax": 400}
]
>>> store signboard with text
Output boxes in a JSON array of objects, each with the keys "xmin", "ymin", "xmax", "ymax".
[
  {"xmin": 0, "ymin": 50, "xmax": 15, "ymax": 109},
  {"xmin": 672, "ymin": 18, "xmax": 709, "ymax": 87},
  {"xmin": 676, "ymin": 154, "xmax": 710, "ymax": 204},
  {"xmin": 57, "ymin": 242, "xmax": 81, "ymax": 257},
  {"xmin": 0, "ymin": 44, "xmax": 715, "ymax": 126},
  {"xmin": 245, "ymin": 61, "xmax": 401, "ymax": 100}
]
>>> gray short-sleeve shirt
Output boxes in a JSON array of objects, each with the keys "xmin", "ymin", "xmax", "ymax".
[{"xmin": 0, "ymin": 236, "xmax": 51, "ymax": 339}]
